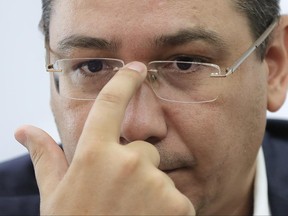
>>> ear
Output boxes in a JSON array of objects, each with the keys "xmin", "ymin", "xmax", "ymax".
[{"xmin": 265, "ymin": 16, "xmax": 288, "ymax": 112}]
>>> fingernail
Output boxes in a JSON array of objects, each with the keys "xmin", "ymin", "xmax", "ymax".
[{"xmin": 125, "ymin": 61, "xmax": 146, "ymax": 73}]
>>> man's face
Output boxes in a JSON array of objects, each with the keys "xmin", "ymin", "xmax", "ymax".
[{"xmin": 49, "ymin": 0, "xmax": 268, "ymax": 214}]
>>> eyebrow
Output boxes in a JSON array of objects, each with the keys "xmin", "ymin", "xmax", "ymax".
[
  {"xmin": 57, "ymin": 35, "xmax": 119, "ymax": 52},
  {"xmin": 56, "ymin": 27, "xmax": 227, "ymax": 54},
  {"xmin": 155, "ymin": 27, "xmax": 228, "ymax": 50}
]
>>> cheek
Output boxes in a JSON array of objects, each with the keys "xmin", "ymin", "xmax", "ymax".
[
  {"xmin": 189, "ymin": 64, "xmax": 268, "ymax": 174},
  {"xmin": 223, "ymin": 62, "xmax": 268, "ymax": 150},
  {"xmin": 165, "ymin": 101, "xmax": 228, "ymax": 172},
  {"xmin": 164, "ymin": 67, "xmax": 267, "ymax": 190},
  {"xmin": 163, "ymin": 103, "xmax": 236, "ymax": 206},
  {"xmin": 50, "ymin": 80, "xmax": 94, "ymax": 163}
]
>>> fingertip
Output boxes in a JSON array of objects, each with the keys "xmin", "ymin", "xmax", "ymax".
[
  {"xmin": 14, "ymin": 125, "xmax": 32, "ymax": 147},
  {"xmin": 125, "ymin": 61, "xmax": 147, "ymax": 76},
  {"xmin": 15, "ymin": 125, "xmax": 54, "ymax": 149}
]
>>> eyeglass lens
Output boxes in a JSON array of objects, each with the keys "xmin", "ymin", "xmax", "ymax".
[{"xmin": 52, "ymin": 58, "xmax": 222, "ymax": 103}]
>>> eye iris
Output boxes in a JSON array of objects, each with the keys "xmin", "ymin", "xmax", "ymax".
[
  {"xmin": 176, "ymin": 57, "xmax": 193, "ymax": 70},
  {"xmin": 87, "ymin": 60, "xmax": 103, "ymax": 73},
  {"xmin": 176, "ymin": 62, "xmax": 192, "ymax": 70}
]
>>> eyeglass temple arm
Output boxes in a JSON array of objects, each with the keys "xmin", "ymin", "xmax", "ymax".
[{"xmin": 213, "ymin": 19, "xmax": 278, "ymax": 77}]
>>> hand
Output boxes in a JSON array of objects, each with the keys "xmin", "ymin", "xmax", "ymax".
[{"xmin": 15, "ymin": 62, "xmax": 195, "ymax": 215}]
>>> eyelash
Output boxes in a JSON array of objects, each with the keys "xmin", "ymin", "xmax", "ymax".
[
  {"xmin": 72, "ymin": 62, "xmax": 99, "ymax": 78},
  {"xmin": 70, "ymin": 55, "xmax": 212, "ymax": 75},
  {"xmin": 170, "ymin": 55, "xmax": 212, "ymax": 64}
]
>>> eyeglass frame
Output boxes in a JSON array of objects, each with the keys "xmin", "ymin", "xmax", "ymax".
[
  {"xmin": 45, "ymin": 19, "xmax": 278, "ymax": 101},
  {"xmin": 46, "ymin": 19, "xmax": 278, "ymax": 76}
]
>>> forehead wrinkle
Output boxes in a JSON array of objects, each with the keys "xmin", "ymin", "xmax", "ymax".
[
  {"xmin": 57, "ymin": 35, "xmax": 120, "ymax": 53},
  {"xmin": 154, "ymin": 27, "xmax": 228, "ymax": 51}
]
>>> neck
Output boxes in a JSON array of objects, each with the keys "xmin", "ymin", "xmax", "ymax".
[
  {"xmin": 231, "ymin": 183, "xmax": 254, "ymax": 215},
  {"xmin": 225, "ymin": 163, "xmax": 256, "ymax": 215}
]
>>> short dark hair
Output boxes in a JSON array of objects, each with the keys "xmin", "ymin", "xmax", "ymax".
[
  {"xmin": 39, "ymin": 0, "xmax": 280, "ymax": 59},
  {"xmin": 39, "ymin": 0, "xmax": 53, "ymax": 42},
  {"xmin": 233, "ymin": 0, "xmax": 280, "ymax": 58}
]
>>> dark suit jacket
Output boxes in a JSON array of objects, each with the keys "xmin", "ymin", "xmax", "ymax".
[{"xmin": 0, "ymin": 119, "xmax": 287, "ymax": 215}]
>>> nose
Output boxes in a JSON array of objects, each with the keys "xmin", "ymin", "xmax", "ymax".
[{"xmin": 120, "ymin": 83, "xmax": 167, "ymax": 145}]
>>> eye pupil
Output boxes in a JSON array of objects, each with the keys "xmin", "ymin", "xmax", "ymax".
[
  {"xmin": 175, "ymin": 56, "xmax": 194, "ymax": 70},
  {"xmin": 87, "ymin": 60, "xmax": 103, "ymax": 73},
  {"xmin": 176, "ymin": 62, "xmax": 192, "ymax": 70}
]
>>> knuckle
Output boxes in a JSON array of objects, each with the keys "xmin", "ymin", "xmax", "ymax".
[
  {"xmin": 116, "ymin": 151, "xmax": 141, "ymax": 177},
  {"xmin": 169, "ymin": 194, "xmax": 194, "ymax": 215},
  {"xmin": 73, "ymin": 148, "xmax": 106, "ymax": 168},
  {"xmin": 146, "ymin": 171, "xmax": 167, "ymax": 190},
  {"xmin": 26, "ymin": 136, "xmax": 46, "ymax": 167},
  {"xmin": 29, "ymin": 148, "xmax": 44, "ymax": 168},
  {"xmin": 97, "ymin": 92, "xmax": 123, "ymax": 105},
  {"xmin": 74, "ymin": 147, "xmax": 143, "ymax": 177},
  {"xmin": 27, "ymin": 145, "xmax": 46, "ymax": 171}
]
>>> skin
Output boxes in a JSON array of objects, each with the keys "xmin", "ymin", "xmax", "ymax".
[{"xmin": 15, "ymin": 0, "xmax": 288, "ymax": 215}]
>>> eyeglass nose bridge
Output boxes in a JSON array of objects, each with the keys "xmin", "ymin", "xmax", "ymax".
[{"xmin": 112, "ymin": 66, "xmax": 159, "ymax": 82}]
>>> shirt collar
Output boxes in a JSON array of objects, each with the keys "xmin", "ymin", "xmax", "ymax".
[{"xmin": 253, "ymin": 147, "xmax": 271, "ymax": 216}]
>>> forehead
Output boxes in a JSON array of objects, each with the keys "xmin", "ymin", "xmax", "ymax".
[{"xmin": 49, "ymin": 0, "xmax": 250, "ymax": 54}]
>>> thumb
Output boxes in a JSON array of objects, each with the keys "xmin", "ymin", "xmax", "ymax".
[{"xmin": 14, "ymin": 125, "xmax": 68, "ymax": 198}]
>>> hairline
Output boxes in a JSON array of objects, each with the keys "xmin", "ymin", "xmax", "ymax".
[{"xmin": 39, "ymin": 0, "xmax": 280, "ymax": 59}]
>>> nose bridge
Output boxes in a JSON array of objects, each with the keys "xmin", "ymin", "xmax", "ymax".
[{"xmin": 120, "ymin": 82, "xmax": 167, "ymax": 144}]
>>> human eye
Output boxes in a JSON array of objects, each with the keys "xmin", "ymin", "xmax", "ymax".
[
  {"xmin": 68, "ymin": 59, "xmax": 119, "ymax": 77},
  {"xmin": 62, "ymin": 58, "xmax": 123, "ymax": 90},
  {"xmin": 166, "ymin": 56, "xmax": 210, "ymax": 73},
  {"xmin": 71, "ymin": 59, "xmax": 115, "ymax": 77}
]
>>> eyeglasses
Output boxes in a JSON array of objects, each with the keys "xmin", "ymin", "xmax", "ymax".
[{"xmin": 46, "ymin": 19, "xmax": 277, "ymax": 104}]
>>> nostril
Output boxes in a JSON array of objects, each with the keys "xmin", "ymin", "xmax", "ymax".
[
  {"xmin": 145, "ymin": 136, "xmax": 162, "ymax": 145},
  {"xmin": 119, "ymin": 136, "xmax": 161, "ymax": 146},
  {"xmin": 119, "ymin": 137, "xmax": 130, "ymax": 145}
]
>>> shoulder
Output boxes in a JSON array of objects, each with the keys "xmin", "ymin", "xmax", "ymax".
[
  {"xmin": 263, "ymin": 119, "xmax": 288, "ymax": 162},
  {"xmin": 265, "ymin": 119, "xmax": 288, "ymax": 140},
  {"xmin": 0, "ymin": 154, "xmax": 40, "ymax": 215},
  {"xmin": 263, "ymin": 119, "xmax": 288, "ymax": 159},
  {"xmin": 0, "ymin": 154, "xmax": 38, "ymax": 195},
  {"xmin": 263, "ymin": 119, "xmax": 288, "ymax": 215}
]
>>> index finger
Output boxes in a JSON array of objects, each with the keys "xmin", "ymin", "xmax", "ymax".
[{"xmin": 78, "ymin": 61, "xmax": 147, "ymax": 149}]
